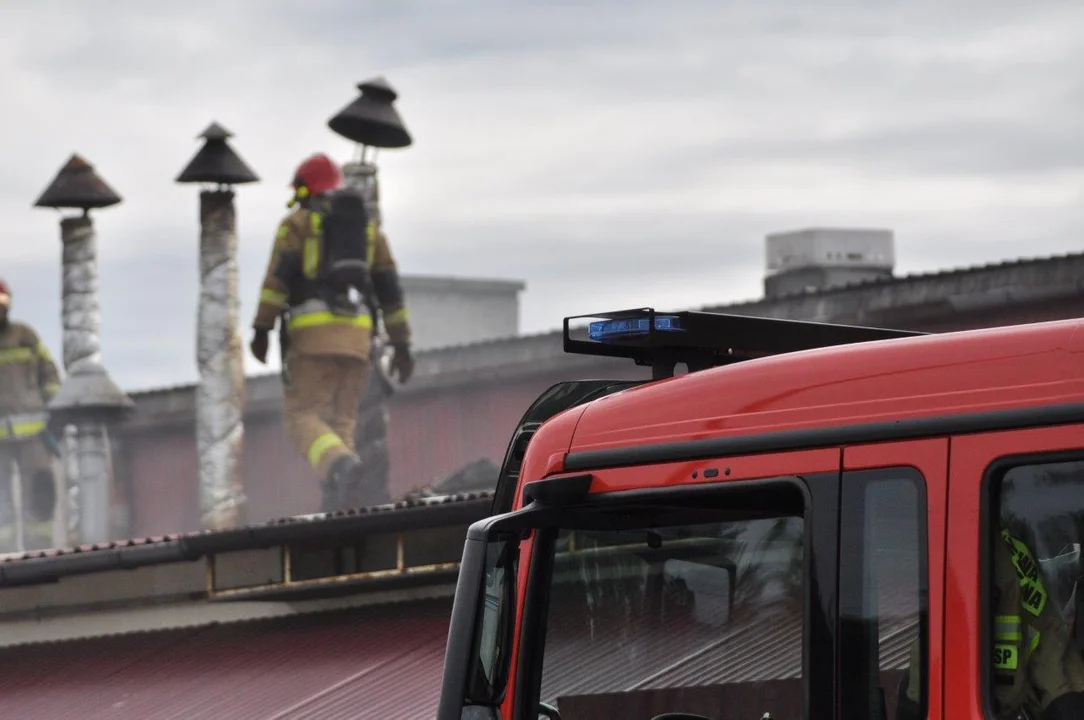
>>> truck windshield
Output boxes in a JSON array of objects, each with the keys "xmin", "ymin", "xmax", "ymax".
[{"xmin": 537, "ymin": 513, "xmax": 805, "ymax": 718}]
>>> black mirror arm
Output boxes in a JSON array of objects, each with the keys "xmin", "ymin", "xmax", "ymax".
[{"xmin": 538, "ymin": 701, "xmax": 561, "ymax": 720}]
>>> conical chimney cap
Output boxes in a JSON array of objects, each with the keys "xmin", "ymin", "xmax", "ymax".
[
  {"xmin": 176, "ymin": 122, "xmax": 260, "ymax": 185},
  {"xmin": 34, "ymin": 154, "xmax": 122, "ymax": 211},
  {"xmin": 328, "ymin": 76, "xmax": 412, "ymax": 149}
]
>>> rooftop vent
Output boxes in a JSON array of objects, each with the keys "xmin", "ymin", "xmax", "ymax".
[{"xmin": 764, "ymin": 228, "xmax": 895, "ymax": 298}]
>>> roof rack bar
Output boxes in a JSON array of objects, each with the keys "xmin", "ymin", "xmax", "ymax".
[{"xmin": 563, "ymin": 307, "xmax": 927, "ymax": 380}]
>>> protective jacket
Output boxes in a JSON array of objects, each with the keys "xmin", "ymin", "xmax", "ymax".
[
  {"xmin": 991, "ymin": 527, "xmax": 1084, "ymax": 718},
  {"xmin": 252, "ymin": 205, "xmax": 411, "ymax": 358},
  {"xmin": 896, "ymin": 528, "xmax": 1084, "ymax": 720},
  {"xmin": 0, "ymin": 321, "xmax": 60, "ymax": 438}
]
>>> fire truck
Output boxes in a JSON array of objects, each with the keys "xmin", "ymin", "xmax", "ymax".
[{"xmin": 436, "ymin": 308, "xmax": 1084, "ymax": 720}]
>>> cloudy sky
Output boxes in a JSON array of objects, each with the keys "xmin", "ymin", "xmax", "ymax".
[{"xmin": 1, "ymin": 0, "xmax": 1082, "ymax": 391}]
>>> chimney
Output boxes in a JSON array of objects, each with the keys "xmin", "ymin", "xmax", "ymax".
[
  {"xmin": 764, "ymin": 228, "xmax": 895, "ymax": 298},
  {"xmin": 33, "ymin": 153, "xmax": 134, "ymax": 546},
  {"xmin": 176, "ymin": 121, "xmax": 260, "ymax": 531}
]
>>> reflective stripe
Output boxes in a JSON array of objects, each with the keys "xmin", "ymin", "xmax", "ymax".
[
  {"xmin": 0, "ymin": 347, "xmax": 34, "ymax": 364},
  {"xmin": 992, "ymin": 616, "xmax": 1042, "ymax": 675},
  {"xmin": 994, "ymin": 615, "xmax": 1022, "ymax": 641},
  {"xmin": 35, "ymin": 342, "xmax": 53, "ymax": 363},
  {"xmin": 384, "ymin": 308, "xmax": 409, "ymax": 326},
  {"xmin": 289, "ymin": 311, "xmax": 373, "ymax": 332},
  {"xmin": 260, "ymin": 288, "xmax": 288, "ymax": 307},
  {"xmin": 366, "ymin": 222, "xmax": 377, "ymax": 265},
  {"xmin": 1002, "ymin": 529, "xmax": 1048, "ymax": 616},
  {"xmin": 43, "ymin": 383, "xmax": 59, "ymax": 397},
  {"xmin": 0, "ymin": 419, "xmax": 46, "ymax": 440},
  {"xmin": 303, "ymin": 237, "xmax": 320, "ymax": 279},
  {"xmin": 276, "ymin": 223, "xmax": 289, "ymax": 240},
  {"xmin": 286, "ymin": 300, "xmax": 372, "ymax": 332},
  {"xmin": 302, "ymin": 212, "xmax": 323, "ymax": 279},
  {"xmin": 307, "ymin": 432, "xmax": 344, "ymax": 468}
]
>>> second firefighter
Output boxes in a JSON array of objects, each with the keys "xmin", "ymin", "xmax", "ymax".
[
  {"xmin": 0, "ymin": 278, "xmax": 62, "ymax": 552},
  {"xmin": 249, "ymin": 153, "xmax": 414, "ymax": 512}
]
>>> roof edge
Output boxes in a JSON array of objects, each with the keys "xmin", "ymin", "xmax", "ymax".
[{"xmin": 0, "ymin": 492, "xmax": 492, "ymax": 587}]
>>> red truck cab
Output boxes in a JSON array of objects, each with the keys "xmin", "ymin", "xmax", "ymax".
[{"xmin": 438, "ymin": 308, "xmax": 1084, "ymax": 720}]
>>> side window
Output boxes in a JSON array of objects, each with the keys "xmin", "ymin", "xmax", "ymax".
[
  {"xmin": 840, "ymin": 468, "xmax": 928, "ymax": 720},
  {"xmin": 467, "ymin": 534, "xmax": 519, "ymax": 702},
  {"xmin": 987, "ymin": 458, "xmax": 1084, "ymax": 719}
]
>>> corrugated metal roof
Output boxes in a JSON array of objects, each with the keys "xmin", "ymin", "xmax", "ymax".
[
  {"xmin": 0, "ymin": 586, "xmax": 922, "ymax": 718},
  {"xmin": 540, "ymin": 585, "xmax": 807, "ymax": 702},
  {"xmin": 0, "ymin": 598, "xmax": 453, "ymax": 720},
  {"xmin": 539, "ymin": 562, "xmax": 920, "ymax": 704},
  {"xmin": 704, "ymin": 250, "xmax": 1084, "ymax": 305}
]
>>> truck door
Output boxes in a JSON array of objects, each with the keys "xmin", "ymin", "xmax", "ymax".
[
  {"xmin": 945, "ymin": 424, "xmax": 1084, "ymax": 720},
  {"xmin": 443, "ymin": 447, "xmax": 845, "ymax": 720},
  {"xmin": 841, "ymin": 438, "xmax": 948, "ymax": 720},
  {"xmin": 448, "ymin": 437, "xmax": 956, "ymax": 720}
]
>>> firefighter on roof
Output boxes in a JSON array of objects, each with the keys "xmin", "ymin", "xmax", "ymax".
[
  {"xmin": 0, "ymin": 278, "xmax": 61, "ymax": 553},
  {"xmin": 249, "ymin": 153, "xmax": 414, "ymax": 513}
]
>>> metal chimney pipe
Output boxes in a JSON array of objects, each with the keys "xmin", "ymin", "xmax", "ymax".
[
  {"xmin": 34, "ymin": 154, "xmax": 133, "ymax": 546},
  {"xmin": 176, "ymin": 122, "xmax": 259, "ymax": 531}
]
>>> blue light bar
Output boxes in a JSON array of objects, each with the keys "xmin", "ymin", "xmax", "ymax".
[{"xmin": 588, "ymin": 315, "xmax": 685, "ymax": 342}]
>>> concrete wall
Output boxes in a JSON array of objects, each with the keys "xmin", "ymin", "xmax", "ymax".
[
  {"xmin": 400, "ymin": 275, "xmax": 525, "ymax": 351},
  {"xmin": 764, "ymin": 227, "xmax": 895, "ymax": 297},
  {"xmin": 764, "ymin": 265, "xmax": 894, "ymax": 298}
]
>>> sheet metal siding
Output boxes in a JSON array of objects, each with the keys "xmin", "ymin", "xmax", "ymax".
[
  {"xmin": 240, "ymin": 416, "xmax": 319, "ymax": 524},
  {"xmin": 125, "ymin": 428, "xmax": 200, "ymax": 537},
  {"xmin": 386, "ymin": 377, "xmax": 559, "ymax": 498},
  {"xmin": 118, "ymin": 373, "xmax": 574, "ymax": 537}
]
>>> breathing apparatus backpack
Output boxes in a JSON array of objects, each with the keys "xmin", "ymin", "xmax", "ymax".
[{"xmin": 314, "ymin": 187, "xmax": 373, "ymax": 316}]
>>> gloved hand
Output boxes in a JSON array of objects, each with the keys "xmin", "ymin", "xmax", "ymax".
[
  {"xmin": 250, "ymin": 329, "xmax": 269, "ymax": 364},
  {"xmin": 390, "ymin": 343, "xmax": 415, "ymax": 384}
]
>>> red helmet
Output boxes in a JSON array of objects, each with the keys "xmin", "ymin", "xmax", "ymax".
[
  {"xmin": 0, "ymin": 277, "xmax": 10, "ymax": 306},
  {"xmin": 292, "ymin": 153, "xmax": 343, "ymax": 197}
]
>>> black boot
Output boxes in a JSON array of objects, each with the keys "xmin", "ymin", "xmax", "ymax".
[
  {"xmin": 321, "ymin": 455, "xmax": 361, "ymax": 513},
  {"xmin": 339, "ymin": 461, "xmax": 392, "ymax": 510}
]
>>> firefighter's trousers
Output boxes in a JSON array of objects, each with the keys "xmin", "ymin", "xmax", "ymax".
[
  {"xmin": 283, "ymin": 353, "xmax": 371, "ymax": 479},
  {"xmin": 0, "ymin": 437, "xmax": 56, "ymax": 553}
]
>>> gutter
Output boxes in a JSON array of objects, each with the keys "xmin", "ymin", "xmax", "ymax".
[{"xmin": 0, "ymin": 494, "xmax": 492, "ymax": 588}]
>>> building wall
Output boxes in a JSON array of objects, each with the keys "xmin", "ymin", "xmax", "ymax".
[
  {"xmin": 764, "ymin": 266, "xmax": 893, "ymax": 298},
  {"xmin": 122, "ymin": 426, "xmax": 200, "ymax": 537},
  {"xmin": 400, "ymin": 276, "xmax": 525, "ymax": 351},
  {"xmin": 120, "ymin": 363, "xmax": 644, "ymax": 537},
  {"xmin": 106, "ymin": 254, "xmax": 1084, "ymax": 541}
]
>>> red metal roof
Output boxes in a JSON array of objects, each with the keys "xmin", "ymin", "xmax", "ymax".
[
  {"xmin": 0, "ymin": 580, "xmax": 919, "ymax": 719},
  {"xmin": 0, "ymin": 598, "xmax": 453, "ymax": 720}
]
